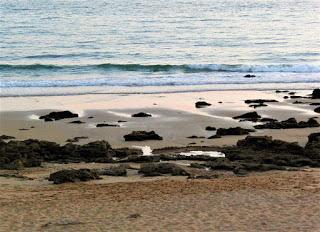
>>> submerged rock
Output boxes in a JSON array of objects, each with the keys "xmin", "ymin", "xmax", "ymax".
[
  {"xmin": 48, "ymin": 169, "xmax": 100, "ymax": 184},
  {"xmin": 195, "ymin": 101, "xmax": 211, "ymax": 108},
  {"xmin": 96, "ymin": 123, "xmax": 120, "ymax": 127},
  {"xmin": 139, "ymin": 163, "xmax": 189, "ymax": 176},
  {"xmin": 244, "ymin": 99, "xmax": 278, "ymax": 104},
  {"xmin": 124, "ymin": 131, "xmax": 163, "ymax": 141},
  {"xmin": 244, "ymin": 74, "xmax": 256, "ymax": 78},
  {"xmin": 39, "ymin": 111, "xmax": 78, "ymax": 121},
  {"xmin": 131, "ymin": 112, "xmax": 152, "ymax": 117},
  {"xmin": 69, "ymin": 120, "xmax": 85, "ymax": 124}
]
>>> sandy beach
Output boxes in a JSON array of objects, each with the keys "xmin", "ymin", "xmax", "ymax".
[{"xmin": 0, "ymin": 89, "xmax": 320, "ymax": 231}]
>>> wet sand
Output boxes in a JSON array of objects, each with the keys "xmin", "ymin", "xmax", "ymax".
[{"xmin": 0, "ymin": 90, "xmax": 319, "ymax": 148}]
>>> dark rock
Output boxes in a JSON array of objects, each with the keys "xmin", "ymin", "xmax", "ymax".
[
  {"xmin": 233, "ymin": 112, "xmax": 261, "ymax": 121},
  {"xmin": 39, "ymin": 111, "xmax": 78, "ymax": 121},
  {"xmin": 260, "ymin": 118, "xmax": 278, "ymax": 123},
  {"xmin": 118, "ymin": 120, "xmax": 127, "ymax": 123},
  {"xmin": 124, "ymin": 131, "xmax": 163, "ymax": 141},
  {"xmin": 244, "ymin": 74, "xmax": 256, "ymax": 78},
  {"xmin": 244, "ymin": 99, "xmax": 278, "ymax": 104},
  {"xmin": 315, "ymin": 107, "xmax": 320, "ymax": 113},
  {"xmin": 236, "ymin": 136, "xmax": 304, "ymax": 154},
  {"xmin": 205, "ymin": 126, "xmax": 216, "ymax": 131},
  {"xmin": 138, "ymin": 163, "xmax": 189, "ymax": 176},
  {"xmin": 312, "ymin": 89, "xmax": 320, "ymax": 99},
  {"xmin": 292, "ymin": 101, "xmax": 304, "ymax": 104},
  {"xmin": 19, "ymin": 128, "xmax": 29, "ymax": 131},
  {"xmin": 0, "ymin": 135, "xmax": 15, "ymax": 140},
  {"xmin": 98, "ymin": 165, "xmax": 127, "ymax": 176},
  {"xmin": 48, "ymin": 169, "xmax": 100, "ymax": 184},
  {"xmin": 290, "ymin": 96, "xmax": 303, "ymax": 99},
  {"xmin": 275, "ymin": 90, "xmax": 289, "ymax": 93},
  {"xmin": 215, "ymin": 127, "xmax": 255, "ymax": 136},
  {"xmin": 249, "ymin": 103, "xmax": 267, "ymax": 108},
  {"xmin": 207, "ymin": 135, "xmax": 222, "ymax": 139},
  {"xmin": 131, "ymin": 112, "xmax": 152, "ymax": 117},
  {"xmin": 195, "ymin": 101, "xmax": 211, "ymax": 108},
  {"xmin": 96, "ymin": 123, "xmax": 119, "ymax": 127},
  {"xmin": 120, "ymin": 155, "xmax": 160, "ymax": 163},
  {"xmin": 207, "ymin": 158, "xmax": 235, "ymax": 170},
  {"xmin": 69, "ymin": 120, "xmax": 85, "ymax": 124},
  {"xmin": 88, "ymin": 116, "xmax": 94, "ymax": 119},
  {"xmin": 310, "ymin": 103, "xmax": 320, "ymax": 106},
  {"xmin": 284, "ymin": 96, "xmax": 289, "ymax": 99},
  {"xmin": 288, "ymin": 92, "xmax": 296, "ymax": 95},
  {"xmin": 254, "ymin": 118, "xmax": 319, "ymax": 129}
]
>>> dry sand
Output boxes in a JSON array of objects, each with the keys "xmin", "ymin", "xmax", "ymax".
[{"xmin": 0, "ymin": 167, "xmax": 319, "ymax": 232}]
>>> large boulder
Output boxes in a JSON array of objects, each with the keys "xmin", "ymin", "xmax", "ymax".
[
  {"xmin": 39, "ymin": 111, "xmax": 78, "ymax": 121},
  {"xmin": 139, "ymin": 163, "xmax": 189, "ymax": 176},
  {"xmin": 124, "ymin": 131, "xmax": 163, "ymax": 141},
  {"xmin": 315, "ymin": 107, "xmax": 320, "ymax": 113},
  {"xmin": 48, "ymin": 169, "xmax": 100, "ymax": 184},
  {"xmin": 312, "ymin": 89, "xmax": 320, "ymax": 99}
]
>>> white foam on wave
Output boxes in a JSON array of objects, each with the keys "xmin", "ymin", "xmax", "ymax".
[
  {"xmin": 133, "ymin": 146, "xmax": 153, "ymax": 156},
  {"xmin": 28, "ymin": 114, "xmax": 39, "ymax": 120},
  {"xmin": 180, "ymin": 151, "xmax": 225, "ymax": 158}
]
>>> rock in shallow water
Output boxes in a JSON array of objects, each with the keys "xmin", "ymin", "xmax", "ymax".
[
  {"xmin": 195, "ymin": 101, "xmax": 211, "ymax": 108},
  {"xmin": 39, "ymin": 111, "xmax": 78, "ymax": 121},
  {"xmin": 124, "ymin": 131, "xmax": 163, "ymax": 141},
  {"xmin": 131, "ymin": 112, "xmax": 152, "ymax": 117}
]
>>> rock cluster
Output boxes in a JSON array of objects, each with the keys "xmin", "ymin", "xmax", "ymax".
[{"xmin": 254, "ymin": 118, "xmax": 319, "ymax": 129}]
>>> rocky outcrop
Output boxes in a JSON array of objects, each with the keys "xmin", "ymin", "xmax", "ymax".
[
  {"xmin": 195, "ymin": 101, "xmax": 211, "ymax": 108},
  {"xmin": 0, "ymin": 135, "xmax": 15, "ymax": 140},
  {"xmin": 254, "ymin": 118, "xmax": 319, "ymax": 129},
  {"xmin": 124, "ymin": 131, "xmax": 163, "ymax": 141},
  {"xmin": 139, "ymin": 163, "xmax": 189, "ymax": 176},
  {"xmin": 312, "ymin": 89, "xmax": 320, "ymax": 99},
  {"xmin": 315, "ymin": 107, "xmax": 320, "ymax": 113},
  {"xmin": 39, "ymin": 111, "xmax": 78, "ymax": 121},
  {"xmin": 48, "ymin": 169, "xmax": 101, "ymax": 184}
]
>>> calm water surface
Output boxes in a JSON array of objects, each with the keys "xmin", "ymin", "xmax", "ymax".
[{"xmin": 1, "ymin": 0, "xmax": 320, "ymax": 96}]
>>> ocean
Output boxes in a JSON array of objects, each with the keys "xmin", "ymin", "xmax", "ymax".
[{"xmin": 1, "ymin": 0, "xmax": 320, "ymax": 96}]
